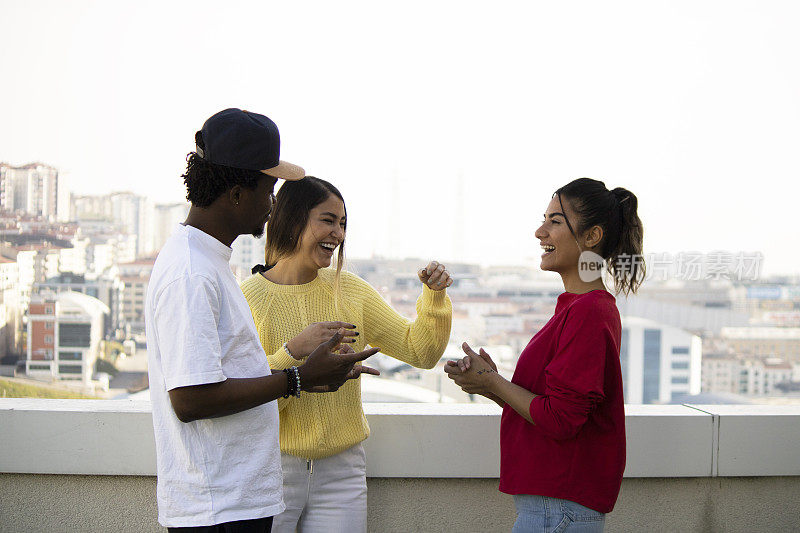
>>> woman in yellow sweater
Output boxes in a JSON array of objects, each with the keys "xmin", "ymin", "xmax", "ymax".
[{"xmin": 240, "ymin": 176, "xmax": 452, "ymax": 533}]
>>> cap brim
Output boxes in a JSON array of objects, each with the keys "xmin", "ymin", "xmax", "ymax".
[{"xmin": 261, "ymin": 160, "xmax": 305, "ymax": 181}]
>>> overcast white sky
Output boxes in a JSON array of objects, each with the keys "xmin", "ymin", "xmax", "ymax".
[{"xmin": 2, "ymin": 1, "xmax": 799, "ymax": 275}]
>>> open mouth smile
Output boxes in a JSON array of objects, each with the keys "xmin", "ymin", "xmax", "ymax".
[{"xmin": 319, "ymin": 242, "xmax": 338, "ymax": 255}]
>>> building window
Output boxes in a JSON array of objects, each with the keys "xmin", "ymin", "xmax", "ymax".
[
  {"xmin": 643, "ymin": 329, "xmax": 661, "ymax": 404},
  {"xmin": 58, "ymin": 364, "xmax": 82, "ymax": 374},
  {"xmin": 672, "ymin": 347, "xmax": 690, "ymax": 354},
  {"xmin": 45, "ymin": 322, "xmax": 53, "ymax": 330},
  {"xmin": 671, "ymin": 376, "xmax": 689, "ymax": 385},
  {"xmin": 58, "ymin": 323, "xmax": 91, "ymax": 347},
  {"xmin": 44, "ymin": 335, "xmax": 53, "ymax": 344},
  {"xmin": 45, "ymin": 306, "xmax": 54, "ymax": 314},
  {"xmin": 29, "ymin": 363, "xmax": 51, "ymax": 371},
  {"xmin": 59, "ymin": 351, "xmax": 83, "ymax": 361},
  {"xmin": 672, "ymin": 361, "xmax": 690, "ymax": 370}
]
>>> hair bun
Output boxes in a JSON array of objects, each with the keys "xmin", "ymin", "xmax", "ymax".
[{"xmin": 611, "ymin": 187, "xmax": 632, "ymax": 204}]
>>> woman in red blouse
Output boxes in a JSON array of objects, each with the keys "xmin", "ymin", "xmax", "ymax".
[{"xmin": 446, "ymin": 178, "xmax": 645, "ymax": 532}]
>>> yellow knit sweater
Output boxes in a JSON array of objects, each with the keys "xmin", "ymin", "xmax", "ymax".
[{"xmin": 241, "ymin": 267, "xmax": 452, "ymax": 459}]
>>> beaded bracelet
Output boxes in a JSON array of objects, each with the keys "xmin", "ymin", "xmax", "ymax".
[
  {"xmin": 292, "ymin": 366, "xmax": 301, "ymax": 395},
  {"xmin": 281, "ymin": 368, "xmax": 294, "ymax": 398},
  {"xmin": 282, "ymin": 366, "xmax": 301, "ymax": 398}
]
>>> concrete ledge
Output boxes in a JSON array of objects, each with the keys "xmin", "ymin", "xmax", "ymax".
[
  {"xmin": 688, "ymin": 404, "xmax": 800, "ymax": 476},
  {"xmin": 623, "ymin": 405, "xmax": 712, "ymax": 477},
  {"xmin": 0, "ymin": 399, "xmax": 156, "ymax": 475},
  {"xmin": 362, "ymin": 403, "xmax": 501, "ymax": 477},
  {"xmin": 1, "ymin": 399, "xmax": 798, "ymax": 478},
  {"xmin": 2, "ymin": 474, "xmax": 800, "ymax": 533},
  {"xmin": 2, "ymin": 400, "xmax": 800, "ymax": 531}
]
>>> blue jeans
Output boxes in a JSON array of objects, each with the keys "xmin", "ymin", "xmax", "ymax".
[{"xmin": 512, "ymin": 495, "xmax": 605, "ymax": 533}]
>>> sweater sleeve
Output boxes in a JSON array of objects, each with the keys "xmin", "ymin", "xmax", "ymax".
[
  {"xmin": 359, "ymin": 277, "xmax": 452, "ymax": 369},
  {"xmin": 266, "ymin": 345, "xmax": 299, "ymax": 371},
  {"xmin": 529, "ymin": 300, "xmax": 609, "ymax": 441}
]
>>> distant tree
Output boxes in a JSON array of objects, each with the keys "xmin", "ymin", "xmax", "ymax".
[{"xmin": 94, "ymin": 358, "xmax": 118, "ymax": 377}]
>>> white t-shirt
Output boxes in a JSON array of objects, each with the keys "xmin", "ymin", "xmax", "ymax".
[{"xmin": 146, "ymin": 224, "xmax": 284, "ymax": 527}]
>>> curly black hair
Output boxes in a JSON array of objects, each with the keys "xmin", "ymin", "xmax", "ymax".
[{"xmin": 182, "ymin": 152, "xmax": 265, "ymax": 207}]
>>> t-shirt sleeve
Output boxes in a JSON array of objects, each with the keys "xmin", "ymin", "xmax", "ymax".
[
  {"xmin": 152, "ymin": 274, "xmax": 226, "ymax": 391},
  {"xmin": 529, "ymin": 300, "xmax": 610, "ymax": 440}
]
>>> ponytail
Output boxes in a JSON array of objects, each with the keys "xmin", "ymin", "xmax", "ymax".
[{"xmin": 607, "ymin": 187, "xmax": 645, "ymax": 295}]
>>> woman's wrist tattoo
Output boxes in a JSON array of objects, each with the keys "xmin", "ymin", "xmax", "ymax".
[{"xmin": 476, "ymin": 368, "xmax": 496, "ymax": 375}]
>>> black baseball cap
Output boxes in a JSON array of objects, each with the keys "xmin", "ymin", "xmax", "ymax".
[{"xmin": 196, "ymin": 108, "xmax": 305, "ymax": 181}]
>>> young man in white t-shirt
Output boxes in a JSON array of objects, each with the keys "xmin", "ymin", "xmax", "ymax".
[{"xmin": 146, "ymin": 108, "xmax": 379, "ymax": 532}]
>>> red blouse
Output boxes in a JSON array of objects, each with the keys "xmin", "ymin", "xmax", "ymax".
[{"xmin": 499, "ymin": 290, "xmax": 626, "ymax": 514}]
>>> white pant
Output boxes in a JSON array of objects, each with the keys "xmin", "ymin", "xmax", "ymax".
[{"xmin": 272, "ymin": 444, "xmax": 368, "ymax": 533}]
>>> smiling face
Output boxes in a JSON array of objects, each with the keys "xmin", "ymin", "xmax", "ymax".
[
  {"xmin": 534, "ymin": 195, "xmax": 584, "ymax": 274},
  {"xmin": 295, "ymin": 194, "xmax": 346, "ymax": 270}
]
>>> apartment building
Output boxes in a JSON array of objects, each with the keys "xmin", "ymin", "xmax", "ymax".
[
  {"xmin": 719, "ymin": 327, "xmax": 800, "ymax": 361},
  {"xmin": 25, "ymin": 291, "xmax": 109, "ymax": 385},
  {"xmin": 36, "ymin": 271, "xmax": 124, "ymax": 337},
  {"xmin": 0, "ymin": 163, "xmax": 59, "ymax": 221},
  {"xmin": 703, "ymin": 355, "xmax": 799, "ymax": 396},
  {"xmin": 118, "ymin": 259, "xmax": 154, "ymax": 335}
]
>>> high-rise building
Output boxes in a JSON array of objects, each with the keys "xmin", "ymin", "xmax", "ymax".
[
  {"xmin": 0, "ymin": 256, "xmax": 19, "ymax": 357},
  {"xmin": 118, "ymin": 258, "xmax": 154, "ymax": 336},
  {"xmin": 620, "ymin": 316, "xmax": 702, "ymax": 404},
  {"xmin": 0, "ymin": 163, "xmax": 59, "ymax": 221},
  {"xmin": 70, "ymin": 192, "xmax": 156, "ymax": 257},
  {"xmin": 153, "ymin": 203, "xmax": 189, "ymax": 252},
  {"xmin": 109, "ymin": 192, "xmax": 155, "ymax": 257}
]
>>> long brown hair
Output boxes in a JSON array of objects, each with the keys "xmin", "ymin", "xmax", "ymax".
[{"xmin": 253, "ymin": 176, "xmax": 346, "ymax": 300}]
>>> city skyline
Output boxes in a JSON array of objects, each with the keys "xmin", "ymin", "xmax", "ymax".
[
  {"xmin": 0, "ymin": 185, "xmax": 797, "ymax": 405},
  {"xmin": 2, "ymin": 159, "xmax": 796, "ymax": 284}
]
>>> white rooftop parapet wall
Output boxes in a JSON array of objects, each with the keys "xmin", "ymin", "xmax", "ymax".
[
  {"xmin": 691, "ymin": 404, "xmax": 800, "ymax": 476},
  {"xmin": 1, "ymin": 399, "xmax": 798, "ymax": 478}
]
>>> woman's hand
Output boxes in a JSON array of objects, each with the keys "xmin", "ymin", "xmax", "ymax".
[
  {"xmin": 307, "ymin": 344, "xmax": 380, "ymax": 393},
  {"xmin": 418, "ymin": 260, "xmax": 453, "ymax": 291},
  {"xmin": 444, "ymin": 342, "xmax": 500, "ymax": 396},
  {"xmin": 286, "ymin": 321, "xmax": 359, "ymax": 359}
]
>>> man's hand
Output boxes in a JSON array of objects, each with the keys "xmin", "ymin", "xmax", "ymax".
[
  {"xmin": 286, "ymin": 321, "xmax": 359, "ymax": 359},
  {"xmin": 297, "ymin": 330, "xmax": 379, "ymax": 391},
  {"xmin": 168, "ymin": 333, "xmax": 377, "ymax": 423}
]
